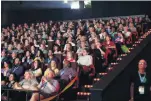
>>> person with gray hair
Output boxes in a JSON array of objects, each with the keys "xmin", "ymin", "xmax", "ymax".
[
  {"xmin": 130, "ymin": 59, "xmax": 151, "ymax": 101},
  {"xmin": 13, "ymin": 70, "xmax": 38, "ymax": 90}
]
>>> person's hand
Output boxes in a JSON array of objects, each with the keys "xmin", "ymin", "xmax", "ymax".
[
  {"xmin": 42, "ymin": 76, "xmax": 47, "ymax": 82},
  {"xmin": 129, "ymin": 98, "xmax": 134, "ymax": 101}
]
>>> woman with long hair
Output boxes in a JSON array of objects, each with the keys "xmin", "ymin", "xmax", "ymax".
[
  {"xmin": 1, "ymin": 61, "xmax": 11, "ymax": 78},
  {"xmin": 44, "ymin": 60, "xmax": 59, "ymax": 76}
]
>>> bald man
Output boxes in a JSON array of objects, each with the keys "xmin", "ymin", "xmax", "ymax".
[{"xmin": 130, "ymin": 59, "xmax": 151, "ymax": 101}]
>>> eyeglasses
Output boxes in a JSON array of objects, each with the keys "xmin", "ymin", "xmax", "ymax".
[{"xmin": 139, "ymin": 62, "xmax": 146, "ymax": 65}]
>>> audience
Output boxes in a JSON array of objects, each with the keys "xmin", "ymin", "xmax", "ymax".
[{"xmin": 1, "ymin": 16, "xmax": 149, "ymax": 100}]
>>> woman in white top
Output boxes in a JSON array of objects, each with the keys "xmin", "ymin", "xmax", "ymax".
[{"xmin": 77, "ymin": 48, "xmax": 93, "ymax": 67}]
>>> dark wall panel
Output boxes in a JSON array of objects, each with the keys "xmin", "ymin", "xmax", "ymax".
[{"xmin": 2, "ymin": 1, "xmax": 151, "ymax": 26}]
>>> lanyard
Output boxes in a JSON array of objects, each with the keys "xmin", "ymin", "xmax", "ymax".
[
  {"xmin": 13, "ymin": 66, "xmax": 18, "ymax": 73},
  {"xmin": 138, "ymin": 72, "xmax": 146, "ymax": 83}
]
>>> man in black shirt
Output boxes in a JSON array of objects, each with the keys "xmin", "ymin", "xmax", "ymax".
[{"xmin": 130, "ymin": 59, "xmax": 151, "ymax": 101}]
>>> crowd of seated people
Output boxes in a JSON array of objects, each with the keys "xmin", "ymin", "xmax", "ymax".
[{"xmin": 1, "ymin": 16, "xmax": 149, "ymax": 101}]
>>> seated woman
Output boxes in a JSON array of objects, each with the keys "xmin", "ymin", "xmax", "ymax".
[
  {"xmin": 76, "ymin": 41, "xmax": 87, "ymax": 56},
  {"xmin": 44, "ymin": 60, "xmax": 59, "ymax": 76},
  {"xmin": 7, "ymin": 73, "xmax": 17, "ymax": 89},
  {"xmin": 1, "ymin": 61, "xmax": 11, "ymax": 78},
  {"xmin": 34, "ymin": 50, "xmax": 44, "ymax": 63},
  {"xmin": 13, "ymin": 71, "xmax": 39, "ymax": 90},
  {"xmin": 123, "ymin": 26, "xmax": 132, "ymax": 45},
  {"xmin": 64, "ymin": 51, "xmax": 76, "ymax": 62},
  {"xmin": 114, "ymin": 31, "xmax": 125, "ymax": 55},
  {"xmin": 30, "ymin": 69, "xmax": 60, "ymax": 101},
  {"xmin": 30, "ymin": 60, "xmax": 42, "ymax": 82},
  {"xmin": 1, "ymin": 73, "xmax": 17, "ymax": 101},
  {"xmin": 77, "ymin": 48, "xmax": 95, "ymax": 86},
  {"xmin": 63, "ymin": 43, "xmax": 73, "ymax": 55},
  {"xmin": 103, "ymin": 36, "xmax": 117, "ymax": 66},
  {"xmin": 53, "ymin": 44, "xmax": 62, "ymax": 54}
]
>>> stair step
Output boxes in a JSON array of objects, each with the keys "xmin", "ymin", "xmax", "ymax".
[
  {"xmin": 83, "ymin": 85, "xmax": 93, "ymax": 92},
  {"xmin": 77, "ymin": 92, "xmax": 91, "ymax": 101}
]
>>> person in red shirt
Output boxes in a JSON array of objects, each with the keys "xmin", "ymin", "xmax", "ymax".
[
  {"xmin": 103, "ymin": 36, "xmax": 117, "ymax": 66},
  {"xmin": 64, "ymin": 51, "xmax": 75, "ymax": 63}
]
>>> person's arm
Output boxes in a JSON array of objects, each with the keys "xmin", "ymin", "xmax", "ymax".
[
  {"xmin": 34, "ymin": 68, "xmax": 42, "ymax": 77},
  {"xmin": 15, "ymin": 66, "xmax": 24, "ymax": 77},
  {"xmin": 42, "ymin": 77, "xmax": 59, "ymax": 93},
  {"xmin": 86, "ymin": 55, "xmax": 93, "ymax": 66},
  {"xmin": 99, "ymin": 48, "xmax": 105, "ymax": 55},
  {"xmin": 47, "ymin": 80, "xmax": 59, "ymax": 93}
]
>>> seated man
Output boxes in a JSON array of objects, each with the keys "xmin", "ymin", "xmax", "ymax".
[
  {"xmin": 57, "ymin": 60, "xmax": 77, "ymax": 84},
  {"xmin": 10, "ymin": 58, "xmax": 24, "ymax": 80},
  {"xmin": 14, "ymin": 71, "xmax": 38, "ymax": 90},
  {"xmin": 30, "ymin": 69, "xmax": 60, "ymax": 101}
]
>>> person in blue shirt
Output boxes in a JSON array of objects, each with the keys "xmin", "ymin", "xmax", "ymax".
[{"xmin": 10, "ymin": 58, "xmax": 24, "ymax": 81}]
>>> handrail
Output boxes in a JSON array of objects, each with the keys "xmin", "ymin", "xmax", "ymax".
[
  {"xmin": 1, "ymin": 88, "xmax": 41, "ymax": 101},
  {"xmin": 42, "ymin": 75, "xmax": 78, "ymax": 101}
]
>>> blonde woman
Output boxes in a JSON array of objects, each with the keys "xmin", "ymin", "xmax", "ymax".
[{"xmin": 44, "ymin": 60, "xmax": 59, "ymax": 76}]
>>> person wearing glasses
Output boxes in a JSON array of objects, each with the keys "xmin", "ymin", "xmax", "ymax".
[{"xmin": 130, "ymin": 59, "xmax": 151, "ymax": 101}]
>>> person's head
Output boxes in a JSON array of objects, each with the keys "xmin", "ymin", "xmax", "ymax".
[
  {"xmin": 119, "ymin": 24, "xmax": 123, "ymax": 29},
  {"xmin": 25, "ymin": 39, "xmax": 29, "ymax": 46},
  {"xmin": 26, "ymin": 51, "xmax": 31, "ymax": 57},
  {"xmin": 53, "ymin": 45, "xmax": 60, "ymax": 52},
  {"xmin": 33, "ymin": 39, "xmax": 37, "ymax": 45},
  {"xmin": 117, "ymin": 31, "xmax": 123, "ymax": 37},
  {"xmin": 82, "ymin": 48, "xmax": 89, "ymax": 56},
  {"xmin": 9, "ymin": 73, "xmax": 17, "ymax": 82},
  {"xmin": 56, "ymin": 39, "xmax": 61, "ymax": 45},
  {"xmin": 124, "ymin": 26, "xmax": 128, "ymax": 31},
  {"xmin": 50, "ymin": 60, "xmax": 57, "ymax": 67},
  {"xmin": 105, "ymin": 36, "xmax": 111, "ymax": 42},
  {"xmin": 89, "ymin": 26, "xmax": 95, "ymax": 32},
  {"xmin": 95, "ymin": 42, "xmax": 102, "ymax": 48},
  {"xmin": 24, "ymin": 71, "xmax": 33, "ymax": 80},
  {"xmin": 45, "ymin": 69, "xmax": 55, "ymax": 79},
  {"xmin": 67, "ymin": 51, "xmax": 73, "ymax": 59},
  {"xmin": 67, "ymin": 37, "xmax": 72, "ymax": 42},
  {"xmin": 38, "ymin": 34, "xmax": 42, "ymax": 39},
  {"xmin": 129, "ymin": 22, "xmax": 134, "ymax": 27},
  {"xmin": 17, "ymin": 43, "xmax": 22, "ymax": 50},
  {"xmin": 48, "ymin": 50, "xmax": 53, "ymax": 56},
  {"xmin": 14, "ymin": 58, "xmax": 20, "ymax": 65},
  {"xmin": 33, "ymin": 60, "xmax": 40, "ymax": 69},
  {"xmin": 66, "ymin": 43, "xmax": 72, "ymax": 51},
  {"xmin": 111, "ymin": 27, "xmax": 115, "ymax": 32},
  {"xmin": 36, "ymin": 50, "xmax": 42, "ymax": 57},
  {"xmin": 31, "ymin": 45, "xmax": 35, "ymax": 51},
  {"xmin": 80, "ymin": 36, "xmax": 86, "ymax": 42},
  {"xmin": 138, "ymin": 59, "xmax": 147, "ymax": 71},
  {"xmin": 12, "ymin": 52, "xmax": 17, "ymax": 59},
  {"xmin": 57, "ymin": 32, "xmax": 62, "ymax": 38},
  {"xmin": 4, "ymin": 61, "xmax": 10, "ymax": 68},
  {"xmin": 1, "ymin": 50, "xmax": 6, "ymax": 57},
  {"xmin": 40, "ymin": 44, "xmax": 45, "ymax": 50},
  {"xmin": 12, "ymin": 36, "xmax": 15, "ymax": 42}
]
